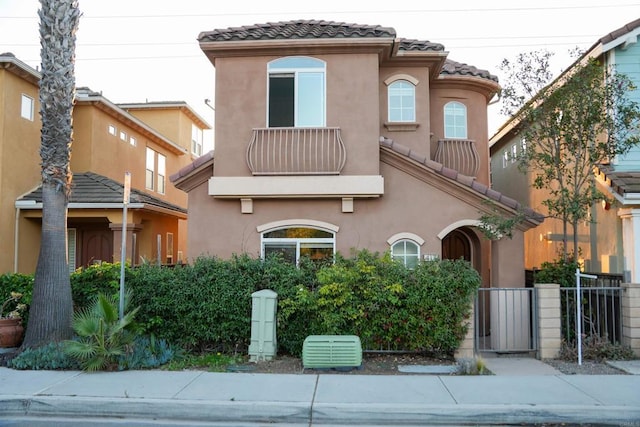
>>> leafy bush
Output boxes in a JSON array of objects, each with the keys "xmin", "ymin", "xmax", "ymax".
[
  {"xmin": 9, "ymin": 342, "xmax": 81, "ymax": 370},
  {"xmin": 70, "ymin": 262, "xmax": 127, "ymax": 310},
  {"xmin": 534, "ymin": 256, "xmax": 580, "ymax": 288},
  {"xmin": 0, "ymin": 273, "xmax": 34, "ymax": 326},
  {"xmin": 64, "ymin": 292, "xmax": 140, "ymax": 371}
]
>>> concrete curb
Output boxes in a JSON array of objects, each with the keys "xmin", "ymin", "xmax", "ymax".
[{"xmin": 2, "ymin": 397, "xmax": 640, "ymax": 425}]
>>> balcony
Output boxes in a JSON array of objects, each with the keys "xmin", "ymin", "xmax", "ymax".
[
  {"xmin": 247, "ymin": 127, "xmax": 347, "ymax": 175},
  {"xmin": 434, "ymin": 139, "xmax": 480, "ymax": 177}
]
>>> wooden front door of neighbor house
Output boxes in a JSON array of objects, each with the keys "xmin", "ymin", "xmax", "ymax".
[
  {"xmin": 80, "ymin": 229, "xmax": 113, "ymax": 266},
  {"xmin": 442, "ymin": 229, "xmax": 471, "ymax": 262}
]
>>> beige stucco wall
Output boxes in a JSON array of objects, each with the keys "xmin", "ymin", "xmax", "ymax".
[
  {"xmin": 213, "ymin": 53, "xmax": 381, "ymax": 178},
  {"xmin": 0, "ymin": 70, "xmax": 42, "ymax": 273},
  {"xmin": 431, "ymin": 86, "xmax": 491, "ymax": 186}
]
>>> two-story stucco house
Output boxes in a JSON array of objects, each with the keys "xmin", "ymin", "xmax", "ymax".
[
  {"xmin": 1, "ymin": 53, "xmax": 210, "ymax": 274},
  {"xmin": 171, "ymin": 20, "xmax": 542, "ymax": 288},
  {"xmin": 490, "ymin": 18, "xmax": 640, "ymax": 282}
]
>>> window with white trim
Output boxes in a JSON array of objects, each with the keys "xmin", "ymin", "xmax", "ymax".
[
  {"xmin": 21, "ymin": 94, "xmax": 34, "ymax": 121},
  {"xmin": 262, "ymin": 226, "xmax": 334, "ymax": 264},
  {"xmin": 191, "ymin": 124, "xmax": 203, "ymax": 156},
  {"xmin": 388, "ymin": 80, "xmax": 416, "ymax": 122},
  {"xmin": 145, "ymin": 147, "xmax": 155, "ymax": 190},
  {"xmin": 129, "ymin": 136, "xmax": 137, "ymax": 146},
  {"xmin": 120, "ymin": 130, "xmax": 127, "ymax": 141},
  {"xmin": 391, "ymin": 240, "xmax": 420, "ymax": 268},
  {"xmin": 268, "ymin": 57, "xmax": 326, "ymax": 128},
  {"xmin": 108, "ymin": 124, "xmax": 117, "ymax": 136},
  {"xmin": 444, "ymin": 101, "xmax": 467, "ymax": 139},
  {"xmin": 157, "ymin": 153, "xmax": 166, "ymax": 194}
]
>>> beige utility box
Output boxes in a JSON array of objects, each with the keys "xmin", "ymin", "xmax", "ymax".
[{"xmin": 248, "ymin": 289, "xmax": 277, "ymax": 361}]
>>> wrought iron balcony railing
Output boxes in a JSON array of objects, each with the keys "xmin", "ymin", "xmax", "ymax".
[
  {"xmin": 434, "ymin": 139, "xmax": 480, "ymax": 177},
  {"xmin": 247, "ymin": 127, "xmax": 347, "ymax": 175}
]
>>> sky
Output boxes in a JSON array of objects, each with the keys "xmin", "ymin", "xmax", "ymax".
[{"xmin": 1, "ymin": 0, "xmax": 639, "ymax": 151}]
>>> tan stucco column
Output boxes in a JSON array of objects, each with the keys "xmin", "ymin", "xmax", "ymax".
[
  {"xmin": 535, "ymin": 283, "xmax": 561, "ymax": 359},
  {"xmin": 491, "ymin": 231, "xmax": 526, "ymax": 288},
  {"xmin": 621, "ymin": 283, "xmax": 640, "ymax": 357},
  {"xmin": 109, "ymin": 223, "xmax": 142, "ymax": 265}
]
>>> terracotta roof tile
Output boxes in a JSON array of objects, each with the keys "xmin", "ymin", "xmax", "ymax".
[
  {"xmin": 397, "ymin": 38, "xmax": 445, "ymax": 53},
  {"xmin": 442, "ymin": 59, "xmax": 499, "ymax": 83},
  {"xmin": 599, "ymin": 18, "xmax": 640, "ymax": 45},
  {"xmin": 199, "ymin": 20, "xmax": 396, "ymax": 42},
  {"xmin": 170, "ymin": 150, "xmax": 215, "ymax": 182}
]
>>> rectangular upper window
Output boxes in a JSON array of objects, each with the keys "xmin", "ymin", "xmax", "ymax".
[
  {"xmin": 145, "ymin": 147, "xmax": 155, "ymax": 190},
  {"xmin": 157, "ymin": 153, "xmax": 166, "ymax": 194},
  {"xmin": 120, "ymin": 130, "xmax": 127, "ymax": 141},
  {"xmin": 21, "ymin": 94, "xmax": 34, "ymax": 121},
  {"xmin": 108, "ymin": 125, "xmax": 117, "ymax": 136},
  {"xmin": 268, "ymin": 57, "xmax": 325, "ymax": 128},
  {"xmin": 191, "ymin": 124, "xmax": 202, "ymax": 156}
]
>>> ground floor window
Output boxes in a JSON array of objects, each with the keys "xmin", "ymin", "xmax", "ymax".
[
  {"xmin": 391, "ymin": 239, "xmax": 420, "ymax": 268},
  {"xmin": 262, "ymin": 227, "xmax": 334, "ymax": 264}
]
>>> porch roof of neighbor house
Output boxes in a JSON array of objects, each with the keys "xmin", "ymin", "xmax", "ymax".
[
  {"xmin": 379, "ymin": 137, "xmax": 544, "ymax": 226},
  {"xmin": 17, "ymin": 172, "xmax": 187, "ymax": 216},
  {"xmin": 595, "ymin": 164, "xmax": 640, "ymax": 197}
]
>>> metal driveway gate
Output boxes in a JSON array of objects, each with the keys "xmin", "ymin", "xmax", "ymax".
[{"xmin": 475, "ymin": 287, "xmax": 538, "ymax": 353}]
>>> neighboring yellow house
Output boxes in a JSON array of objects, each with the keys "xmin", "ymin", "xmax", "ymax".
[{"xmin": 0, "ymin": 53, "xmax": 210, "ymax": 274}]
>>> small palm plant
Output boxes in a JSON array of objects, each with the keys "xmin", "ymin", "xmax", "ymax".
[{"xmin": 64, "ymin": 292, "xmax": 140, "ymax": 371}]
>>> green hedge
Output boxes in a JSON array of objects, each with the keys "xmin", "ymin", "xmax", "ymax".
[{"xmin": 2, "ymin": 250, "xmax": 480, "ymax": 357}]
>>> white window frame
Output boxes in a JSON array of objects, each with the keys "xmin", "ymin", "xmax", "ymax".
[
  {"xmin": 191, "ymin": 124, "xmax": 203, "ymax": 156},
  {"xmin": 157, "ymin": 153, "xmax": 166, "ymax": 194},
  {"xmin": 129, "ymin": 136, "xmax": 137, "ymax": 146},
  {"xmin": 67, "ymin": 228, "xmax": 76, "ymax": 274},
  {"xmin": 444, "ymin": 101, "xmax": 467, "ymax": 139},
  {"xmin": 108, "ymin": 124, "xmax": 117, "ymax": 136},
  {"xmin": 21, "ymin": 94, "xmax": 34, "ymax": 121},
  {"xmin": 267, "ymin": 56, "xmax": 326, "ymax": 128},
  {"xmin": 145, "ymin": 147, "xmax": 155, "ymax": 190},
  {"xmin": 120, "ymin": 130, "xmax": 127, "ymax": 141},
  {"xmin": 261, "ymin": 225, "xmax": 335, "ymax": 264},
  {"xmin": 388, "ymin": 80, "xmax": 416, "ymax": 122},
  {"xmin": 390, "ymin": 239, "xmax": 421, "ymax": 268}
]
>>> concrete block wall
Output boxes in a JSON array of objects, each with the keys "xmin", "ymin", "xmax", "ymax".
[
  {"xmin": 621, "ymin": 283, "xmax": 640, "ymax": 357},
  {"xmin": 535, "ymin": 284, "xmax": 561, "ymax": 359},
  {"xmin": 454, "ymin": 303, "xmax": 475, "ymax": 360}
]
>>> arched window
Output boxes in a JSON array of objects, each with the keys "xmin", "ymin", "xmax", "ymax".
[
  {"xmin": 268, "ymin": 57, "xmax": 326, "ymax": 127},
  {"xmin": 261, "ymin": 226, "xmax": 335, "ymax": 264},
  {"xmin": 391, "ymin": 240, "xmax": 420, "ymax": 268},
  {"xmin": 444, "ymin": 101, "xmax": 467, "ymax": 139},
  {"xmin": 388, "ymin": 80, "xmax": 416, "ymax": 122}
]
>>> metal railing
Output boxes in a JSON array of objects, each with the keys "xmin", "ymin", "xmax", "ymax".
[
  {"xmin": 434, "ymin": 139, "xmax": 480, "ymax": 177},
  {"xmin": 246, "ymin": 127, "xmax": 347, "ymax": 175},
  {"xmin": 560, "ymin": 285, "xmax": 623, "ymax": 345}
]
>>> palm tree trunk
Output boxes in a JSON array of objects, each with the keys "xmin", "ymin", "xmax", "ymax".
[{"xmin": 22, "ymin": 0, "xmax": 80, "ymax": 349}]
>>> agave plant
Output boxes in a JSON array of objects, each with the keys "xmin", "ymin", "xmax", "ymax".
[{"xmin": 64, "ymin": 292, "xmax": 140, "ymax": 371}]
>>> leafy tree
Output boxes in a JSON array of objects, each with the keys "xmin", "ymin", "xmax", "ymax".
[
  {"xmin": 22, "ymin": 0, "xmax": 81, "ymax": 348},
  {"xmin": 499, "ymin": 49, "xmax": 640, "ymax": 260}
]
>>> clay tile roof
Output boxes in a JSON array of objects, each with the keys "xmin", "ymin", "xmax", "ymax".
[
  {"xmin": 198, "ymin": 20, "xmax": 396, "ymax": 42},
  {"xmin": 170, "ymin": 150, "xmax": 215, "ymax": 182},
  {"xmin": 379, "ymin": 136, "xmax": 543, "ymax": 222},
  {"xmin": 442, "ymin": 59, "xmax": 499, "ymax": 83},
  {"xmin": 396, "ymin": 38, "xmax": 445, "ymax": 53},
  {"xmin": 19, "ymin": 172, "xmax": 187, "ymax": 214},
  {"xmin": 599, "ymin": 18, "xmax": 640, "ymax": 45}
]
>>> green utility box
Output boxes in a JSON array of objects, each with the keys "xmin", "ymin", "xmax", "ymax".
[
  {"xmin": 248, "ymin": 289, "xmax": 277, "ymax": 362},
  {"xmin": 302, "ymin": 335, "xmax": 362, "ymax": 369}
]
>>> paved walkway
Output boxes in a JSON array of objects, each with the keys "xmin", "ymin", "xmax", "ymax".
[{"xmin": 0, "ymin": 359, "xmax": 639, "ymax": 426}]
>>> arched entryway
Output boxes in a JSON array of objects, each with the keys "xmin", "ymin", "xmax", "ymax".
[{"xmin": 442, "ymin": 229, "xmax": 471, "ymax": 262}]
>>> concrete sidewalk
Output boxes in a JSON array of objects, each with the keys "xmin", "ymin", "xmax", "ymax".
[{"xmin": 0, "ymin": 366, "xmax": 639, "ymax": 426}]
